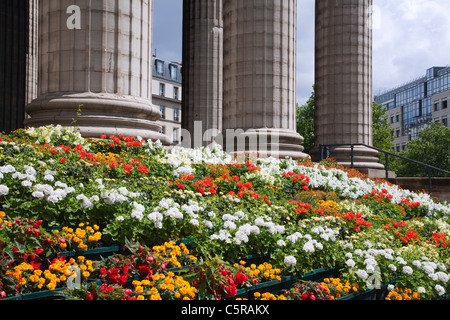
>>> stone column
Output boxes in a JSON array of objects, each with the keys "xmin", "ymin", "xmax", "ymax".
[
  {"xmin": 182, "ymin": 0, "xmax": 223, "ymax": 149},
  {"xmin": 0, "ymin": 0, "xmax": 28, "ymax": 134},
  {"xmin": 26, "ymin": 0, "xmax": 39, "ymax": 107},
  {"xmin": 314, "ymin": 0, "xmax": 384, "ymax": 170},
  {"xmin": 25, "ymin": 0, "xmax": 170, "ymax": 144},
  {"xmin": 222, "ymin": 0, "xmax": 307, "ymax": 159}
]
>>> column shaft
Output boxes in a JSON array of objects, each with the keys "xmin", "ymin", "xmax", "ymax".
[
  {"xmin": 314, "ymin": 0, "xmax": 383, "ymax": 169},
  {"xmin": 222, "ymin": 0, "xmax": 307, "ymax": 159},
  {"xmin": 26, "ymin": 0, "xmax": 169, "ymax": 143},
  {"xmin": 182, "ymin": 0, "xmax": 223, "ymax": 148}
]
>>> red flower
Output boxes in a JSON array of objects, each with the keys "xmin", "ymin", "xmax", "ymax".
[
  {"xmin": 138, "ymin": 165, "xmax": 149, "ymax": 174},
  {"xmin": 123, "ymin": 163, "xmax": 133, "ymax": 174},
  {"xmin": 60, "ymin": 157, "xmax": 66, "ymax": 163}
]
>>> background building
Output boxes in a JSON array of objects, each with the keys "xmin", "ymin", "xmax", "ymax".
[
  {"xmin": 152, "ymin": 57, "xmax": 183, "ymax": 145},
  {"xmin": 375, "ymin": 66, "xmax": 450, "ymax": 152}
]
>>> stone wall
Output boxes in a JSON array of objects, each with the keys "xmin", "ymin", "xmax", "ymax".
[{"xmin": 390, "ymin": 177, "xmax": 450, "ymax": 203}]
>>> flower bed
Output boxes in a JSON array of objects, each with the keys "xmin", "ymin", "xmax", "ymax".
[{"xmin": 0, "ymin": 125, "xmax": 449, "ymax": 301}]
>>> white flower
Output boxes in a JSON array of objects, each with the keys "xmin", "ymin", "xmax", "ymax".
[
  {"xmin": 387, "ymin": 284, "xmax": 395, "ymax": 292},
  {"xmin": 389, "ymin": 264, "xmax": 397, "ymax": 272},
  {"xmin": 277, "ymin": 240, "xmax": 286, "ymax": 247},
  {"xmin": 224, "ymin": 221, "xmax": 237, "ymax": 230},
  {"xmin": 210, "ymin": 230, "xmax": 232, "ymax": 243},
  {"xmin": 286, "ymin": 232, "xmax": 302, "ymax": 244},
  {"xmin": 44, "ymin": 175, "xmax": 54, "ymax": 182},
  {"xmin": 189, "ymin": 219, "xmax": 199, "ymax": 226},
  {"xmin": 235, "ymin": 231, "xmax": 249, "ymax": 245},
  {"xmin": 403, "ymin": 266, "xmax": 413, "ymax": 275},
  {"xmin": 412, "ymin": 260, "xmax": 422, "ymax": 268},
  {"xmin": 208, "ymin": 211, "xmax": 216, "ymax": 218},
  {"xmin": 417, "ymin": 287, "xmax": 426, "ymax": 294},
  {"xmin": 0, "ymin": 185, "xmax": 9, "ymax": 196},
  {"xmin": 32, "ymin": 191, "xmax": 45, "ymax": 199},
  {"xmin": 131, "ymin": 202, "xmax": 145, "ymax": 221},
  {"xmin": 203, "ymin": 221, "xmax": 213, "ymax": 229},
  {"xmin": 303, "ymin": 240, "xmax": 315, "ymax": 253},
  {"xmin": 284, "ymin": 256, "xmax": 297, "ymax": 267},
  {"xmin": 356, "ymin": 270, "xmax": 369, "ymax": 280},
  {"xmin": 435, "ymin": 272, "xmax": 449, "ymax": 283},
  {"xmin": 346, "ymin": 259, "xmax": 356, "ymax": 268},
  {"xmin": 76, "ymin": 194, "xmax": 94, "ymax": 209},
  {"xmin": 435, "ymin": 285, "xmax": 445, "ymax": 296},
  {"xmin": 21, "ymin": 180, "xmax": 33, "ymax": 188},
  {"xmin": 116, "ymin": 216, "xmax": 125, "ymax": 221}
]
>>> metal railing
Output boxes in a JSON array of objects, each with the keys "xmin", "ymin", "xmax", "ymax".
[{"xmin": 318, "ymin": 144, "xmax": 450, "ymax": 194}]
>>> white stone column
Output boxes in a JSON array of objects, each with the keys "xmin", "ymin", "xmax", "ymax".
[
  {"xmin": 26, "ymin": 0, "xmax": 39, "ymax": 106},
  {"xmin": 182, "ymin": 0, "xmax": 223, "ymax": 149},
  {"xmin": 222, "ymin": 0, "xmax": 307, "ymax": 159},
  {"xmin": 314, "ymin": 0, "xmax": 383, "ymax": 170},
  {"xmin": 25, "ymin": 0, "xmax": 170, "ymax": 144}
]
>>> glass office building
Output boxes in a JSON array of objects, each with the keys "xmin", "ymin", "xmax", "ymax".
[{"xmin": 374, "ymin": 66, "xmax": 450, "ymax": 152}]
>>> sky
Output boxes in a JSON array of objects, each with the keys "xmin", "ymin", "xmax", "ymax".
[{"xmin": 153, "ymin": 0, "xmax": 450, "ymax": 106}]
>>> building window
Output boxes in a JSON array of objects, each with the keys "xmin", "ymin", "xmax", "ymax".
[
  {"xmin": 156, "ymin": 60, "xmax": 164, "ymax": 76},
  {"xmin": 161, "ymin": 126, "xmax": 166, "ymax": 135},
  {"xmin": 443, "ymin": 100, "xmax": 448, "ymax": 109},
  {"xmin": 174, "ymin": 108, "xmax": 180, "ymax": 122},
  {"xmin": 443, "ymin": 118, "xmax": 448, "ymax": 127},
  {"xmin": 391, "ymin": 116, "xmax": 394, "ymax": 124},
  {"xmin": 169, "ymin": 64, "xmax": 178, "ymax": 80},
  {"xmin": 434, "ymin": 103, "xmax": 440, "ymax": 111},
  {"xmin": 396, "ymin": 115, "xmax": 400, "ymax": 123},
  {"xmin": 160, "ymin": 106, "xmax": 166, "ymax": 119},
  {"xmin": 396, "ymin": 130, "xmax": 401, "ymax": 138},
  {"xmin": 173, "ymin": 87, "xmax": 179, "ymax": 100},
  {"xmin": 173, "ymin": 128, "xmax": 179, "ymax": 145},
  {"xmin": 159, "ymin": 83, "xmax": 165, "ymax": 96}
]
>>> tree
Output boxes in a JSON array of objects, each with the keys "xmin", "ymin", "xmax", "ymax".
[
  {"xmin": 393, "ymin": 122, "xmax": 450, "ymax": 177},
  {"xmin": 296, "ymin": 85, "xmax": 315, "ymax": 154},
  {"xmin": 372, "ymin": 102, "xmax": 395, "ymax": 152},
  {"xmin": 372, "ymin": 102, "xmax": 395, "ymax": 165}
]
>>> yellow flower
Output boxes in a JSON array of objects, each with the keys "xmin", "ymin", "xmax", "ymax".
[
  {"xmin": 47, "ymin": 282, "xmax": 57, "ymax": 290},
  {"xmin": 137, "ymin": 295, "xmax": 145, "ymax": 301},
  {"xmin": 135, "ymin": 286, "xmax": 144, "ymax": 294}
]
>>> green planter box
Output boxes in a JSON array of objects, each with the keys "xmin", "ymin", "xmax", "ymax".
[
  {"xmin": 302, "ymin": 267, "xmax": 339, "ymax": 282},
  {"xmin": 1, "ymin": 295, "xmax": 22, "ymax": 301},
  {"xmin": 21, "ymin": 288, "xmax": 66, "ymax": 301},
  {"xmin": 51, "ymin": 245, "xmax": 121, "ymax": 260},
  {"xmin": 336, "ymin": 289, "xmax": 377, "ymax": 301}
]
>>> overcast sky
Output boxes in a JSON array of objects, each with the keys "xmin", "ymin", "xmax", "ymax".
[{"xmin": 153, "ymin": 0, "xmax": 450, "ymax": 106}]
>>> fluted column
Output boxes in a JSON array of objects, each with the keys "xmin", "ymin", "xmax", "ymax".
[
  {"xmin": 222, "ymin": 0, "xmax": 307, "ymax": 159},
  {"xmin": 314, "ymin": 0, "xmax": 383, "ymax": 170},
  {"xmin": 26, "ymin": 0, "xmax": 39, "ymax": 106},
  {"xmin": 25, "ymin": 0, "xmax": 170, "ymax": 144},
  {"xmin": 182, "ymin": 0, "xmax": 223, "ymax": 149}
]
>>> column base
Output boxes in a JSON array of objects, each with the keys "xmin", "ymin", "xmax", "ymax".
[
  {"xmin": 25, "ymin": 92, "xmax": 171, "ymax": 145},
  {"xmin": 220, "ymin": 128, "xmax": 309, "ymax": 160},
  {"xmin": 311, "ymin": 145, "xmax": 385, "ymax": 171}
]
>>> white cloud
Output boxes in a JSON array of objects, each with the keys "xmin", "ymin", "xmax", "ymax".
[
  {"xmin": 153, "ymin": 0, "xmax": 450, "ymax": 104},
  {"xmin": 373, "ymin": 0, "xmax": 450, "ymax": 95}
]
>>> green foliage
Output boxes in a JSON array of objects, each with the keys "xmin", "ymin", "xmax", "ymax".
[
  {"xmin": 392, "ymin": 122, "xmax": 450, "ymax": 177},
  {"xmin": 372, "ymin": 102, "xmax": 395, "ymax": 165},
  {"xmin": 296, "ymin": 86, "xmax": 316, "ymax": 153}
]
